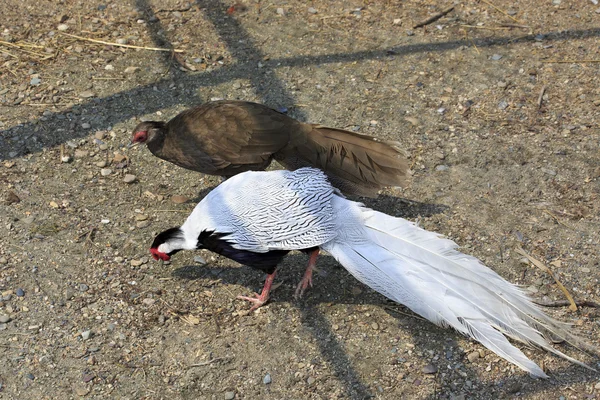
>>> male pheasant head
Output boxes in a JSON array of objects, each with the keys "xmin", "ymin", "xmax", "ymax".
[{"xmin": 150, "ymin": 227, "xmax": 186, "ymax": 261}]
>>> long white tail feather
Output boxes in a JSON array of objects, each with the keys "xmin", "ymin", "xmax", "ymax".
[{"xmin": 322, "ymin": 197, "xmax": 597, "ymax": 377}]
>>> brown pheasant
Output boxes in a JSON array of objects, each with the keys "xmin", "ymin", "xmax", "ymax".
[{"xmin": 131, "ymin": 100, "xmax": 408, "ymax": 197}]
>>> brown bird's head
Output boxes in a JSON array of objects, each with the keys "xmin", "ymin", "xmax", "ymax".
[{"xmin": 130, "ymin": 121, "xmax": 166, "ymax": 146}]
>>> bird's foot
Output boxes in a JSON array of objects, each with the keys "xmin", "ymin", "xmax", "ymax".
[
  {"xmin": 294, "ymin": 272, "xmax": 313, "ymax": 298},
  {"xmin": 237, "ymin": 293, "xmax": 269, "ymax": 312}
]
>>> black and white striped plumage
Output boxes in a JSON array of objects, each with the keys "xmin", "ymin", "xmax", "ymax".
[{"xmin": 151, "ymin": 167, "xmax": 597, "ymax": 378}]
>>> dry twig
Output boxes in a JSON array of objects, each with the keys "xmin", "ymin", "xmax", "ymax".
[
  {"xmin": 188, "ymin": 356, "xmax": 233, "ymax": 368},
  {"xmin": 461, "ymin": 25, "xmax": 511, "ymax": 31},
  {"xmin": 533, "ymin": 299, "xmax": 600, "ymax": 309},
  {"xmin": 384, "ymin": 306, "xmax": 427, "ymax": 322},
  {"xmin": 542, "ymin": 59, "xmax": 600, "ymax": 64},
  {"xmin": 498, "ymin": 23, "xmax": 531, "ymax": 29},
  {"xmin": 515, "ymin": 246, "xmax": 577, "ymax": 312},
  {"xmin": 59, "ymin": 32, "xmax": 184, "ymax": 53},
  {"xmin": 537, "ymin": 85, "xmax": 546, "ymax": 109},
  {"xmin": 413, "ymin": 6, "xmax": 454, "ymax": 29}
]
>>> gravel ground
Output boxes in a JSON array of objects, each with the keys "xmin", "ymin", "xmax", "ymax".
[{"xmin": 1, "ymin": 0, "xmax": 599, "ymax": 399}]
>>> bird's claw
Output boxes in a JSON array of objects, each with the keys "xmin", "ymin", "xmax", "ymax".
[
  {"xmin": 237, "ymin": 293, "xmax": 268, "ymax": 312},
  {"xmin": 294, "ymin": 275, "xmax": 313, "ymax": 299}
]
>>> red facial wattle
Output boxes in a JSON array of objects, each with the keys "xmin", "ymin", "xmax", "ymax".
[
  {"xmin": 132, "ymin": 130, "xmax": 148, "ymax": 143},
  {"xmin": 150, "ymin": 248, "xmax": 170, "ymax": 261}
]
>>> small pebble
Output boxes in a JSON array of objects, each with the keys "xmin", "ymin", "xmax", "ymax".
[
  {"xmin": 123, "ymin": 174, "xmax": 136, "ymax": 183},
  {"xmin": 541, "ymin": 167, "xmax": 556, "ymax": 176},
  {"xmin": 130, "ymin": 259, "xmax": 143, "ymax": 267},
  {"xmin": 30, "ymin": 77, "xmax": 41, "ymax": 86},
  {"xmin": 135, "ymin": 214, "xmax": 148, "ymax": 221},
  {"xmin": 307, "ymin": 7, "xmax": 317, "ymax": 14},
  {"xmin": 79, "ymin": 91, "xmax": 96, "ymax": 98},
  {"xmin": 105, "ymin": 64, "xmax": 114, "ymax": 71},
  {"xmin": 61, "ymin": 156, "xmax": 72, "ymax": 163},
  {"xmin": 595, "ymin": 381, "xmax": 600, "ymax": 390},
  {"xmin": 136, "ymin": 221, "xmax": 150, "ymax": 229},
  {"xmin": 307, "ymin": 376, "xmax": 315, "ymax": 384},
  {"xmin": 491, "ymin": 54, "xmax": 502, "ymax": 61},
  {"xmin": 0, "ymin": 315, "xmax": 11, "ymax": 323},
  {"xmin": 79, "ymin": 284, "xmax": 89, "ymax": 292},
  {"xmin": 57, "ymin": 24, "xmax": 69, "ymax": 31},
  {"xmin": 263, "ymin": 373, "xmax": 272, "ymax": 384},
  {"xmin": 276, "ymin": 8, "xmax": 285, "ymax": 15},
  {"xmin": 224, "ymin": 392, "xmax": 235, "ymax": 400},
  {"xmin": 194, "ymin": 255, "xmax": 207, "ymax": 265},
  {"xmin": 498, "ymin": 100, "xmax": 509, "ymax": 110},
  {"xmin": 81, "ymin": 123, "xmax": 91, "ymax": 129},
  {"xmin": 74, "ymin": 150, "xmax": 88, "ymax": 158},
  {"xmin": 100, "ymin": 168, "xmax": 112, "ymax": 176},
  {"xmin": 116, "ymin": 38, "xmax": 128, "ymax": 45},
  {"xmin": 81, "ymin": 330, "xmax": 92, "ymax": 340},
  {"xmin": 422, "ymin": 364, "xmax": 437, "ymax": 374},
  {"xmin": 96, "ymin": 161, "xmax": 107, "ymax": 168},
  {"xmin": 124, "ymin": 66, "xmax": 140, "ymax": 74},
  {"xmin": 74, "ymin": 385, "xmax": 89, "ymax": 396},
  {"xmin": 467, "ymin": 351, "xmax": 480, "ymax": 363},
  {"xmin": 171, "ymin": 195, "xmax": 189, "ymax": 204},
  {"xmin": 506, "ymin": 382, "xmax": 523, "ymax": 394},
  {"xmin": 16, "ymin": 288, "xmax": 24, "ymax": 297},
  {"xmin": 435, "ymin": 165, "xmax": 449, "ymax": 171}
]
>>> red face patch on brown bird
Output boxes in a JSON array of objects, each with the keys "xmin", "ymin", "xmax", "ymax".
[{"xmin": 132, "ymin": 130, "xmax": 148, "ymax": 144}]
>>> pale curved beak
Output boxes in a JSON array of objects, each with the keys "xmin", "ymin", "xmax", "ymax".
[{"xmin": 127, "ymin": 141, "xmax": 138, "ymax": 149}]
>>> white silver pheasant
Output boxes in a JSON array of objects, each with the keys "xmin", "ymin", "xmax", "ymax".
[{"xmin": 150, "ymin": 167, "xmax": 598, "ymax": 378}]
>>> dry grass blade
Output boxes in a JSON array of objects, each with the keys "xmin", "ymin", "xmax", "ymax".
[
  {"xmin": 59, "ymin": 32, "xmax": 184, "ymax": 53},
  {"xmin": 480, "ymin": 0, "xmax": 524, "ymax": 25},
  {"xmin": 515, "ymin": 246, "xmax": 577, "ymax": 312},
  {"xmin": 0, "ymin": 49, "xmax": 18, "ymax": 58},
  {"xmin": 0, "ymin": 40, "xmax": 54, "ymax": 60}
]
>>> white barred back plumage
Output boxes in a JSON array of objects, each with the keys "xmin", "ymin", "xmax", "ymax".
[
  {"xmin": 164, "ymin": 167, "xmax": 597, "ymax": 378},
  {"xmin": 180, "ymin": 168, "xmax": 337, "ymax": 252}
]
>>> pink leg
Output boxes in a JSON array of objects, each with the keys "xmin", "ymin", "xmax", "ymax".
[
  {"xmin": 295, "ymin": 248, "xmax": 320, "ymax": 298},
  {"xmin": 237, "ymin": 271, "xmax": 276, "ymax": 311}
]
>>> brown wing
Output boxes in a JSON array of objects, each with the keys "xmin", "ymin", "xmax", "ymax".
[
  {"xmin": 159, "ymin": 101, "xmax": 295, "ymax": 176},
  {"xmin": 276, "ymin": 124, "xmax": 409, "ymax": 197}
]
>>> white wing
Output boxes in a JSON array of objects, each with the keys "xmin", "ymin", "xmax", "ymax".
[{"xmin": 182, "ymin": 168, "xmax": 337, "ymax": 252}]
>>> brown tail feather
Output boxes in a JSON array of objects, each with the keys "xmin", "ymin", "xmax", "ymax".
[{"xmin": 277, "ymin": 124, "xmax": 410, "ymax": 197}]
